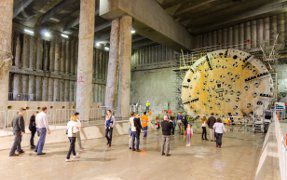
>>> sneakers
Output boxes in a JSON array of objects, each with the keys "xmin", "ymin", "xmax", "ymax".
[
  {"xmin": 18, "ymin": 150, "xmax": 25, "ymax": 154},
  {"xmin": 65, "ymin": 159, "xmax": 71, "ymax": 162},
  {"xmin": 37, "ymin": 153, "xmax": 46, "ymax": 156},
  {"xmin": 9, "ymin": 154, "xmax": 19, "ymax": 157},
  {"xmin": 72, "ymin": 154, "xmax": 80, "ymax": 159}
]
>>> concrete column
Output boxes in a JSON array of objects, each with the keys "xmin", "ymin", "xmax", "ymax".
[
  {"xmin": 14, "ymin": 35, "xmax": 21, "ymax": 67},
  {"xmin": 74, "ymin": 41, "xmax": 78, "ymax": 74},
  {"xmin": 70, "ymin": 40, "xmax": 75, "ymax": 75},
  {"xmin": 13, "ymin": 74, "xmax": 20, "ymax": 100},
  {"xmin": 239, "ymin": 23, "xmax": 244, "ymax": 50},
  {"xmin": 245, "ymin": 21, "xmax": 251, "ymax": 49},
  {"xmin": 54, "ymin": 40, "xmax": 60, "ymax": 73},
  {"xmin": 76, "ymin": 0, "xmax": 95, "ymax": 121},
  {"xmin": 22, "ymin": 75, "xmax": 28, "ymax": 100},
  {"xmin": 64, "ymin": 80, "xmax": 69, "ymax": 101},
  {"xmin": 60, "ymin": 80, "xmax": 64, "ymax": 101},
  {"xmin": 278, "ymin": 14, "xmax": 285, "ymax": 44},
  {"xmin": 117, "ymin": 15, "xmax": 132, "ymax": 118},
  {"xmin": 29, "ymin": 36, "xmax": 35, "ymax": 69},
  {"xmin": 22, "ymin": 35, "xmax": 30, "ymax": 69},
  {"xmin": 105, "ymin": 18, "xmax": 119, "ymax": 109},
  {"xmin": 28, "ymin": 75, "xmax": 35, "ymax": 101},
  {"xmin": 208, "ymin": 31, "xmax": 212, "ymax": 46},
  {"xmin": 0, "ymin": 0, "xmax": 13, "ymax": 114},
  {"xmin": 218, "ymin": 29, "xmax": 222, "ymax": 48},
  {"xmin": 43, "ymin": 42, "xmax": 49, "ymax": 71},
  {"xmin": 65, "ymin": 41, "xmax": 70, "ymax": 74},
  {"xmin": 53, "ymin": 79, "xmax": 60, "ymax": 101},
  {"xmin": 36, "ymin": 38, "xmax": 43, "ymax": 70},
  {"xmin": 223, "ymin": 28, "xmax": 227, "ymax": 49},
  {"xmin": 61, "ymin": 40, "xmax": 65, "ymax": 73},
  {"xmin": 48, "ymin": 78, "xmax": 54, "ymax": 101},
  {"xmin": 257, "ymin": 19, "xmax": 264, "ymax": 45},
  {"xmin": 42, "ymin": 77, "xmax": 48, "ymax": 101},
  {"xmin": 271, "ymin": 15, "xmax": 278, "ymax": 43},
  {"xmin": 35, "ymin": 76, "xmax": 42, "ymax": 101},
  {"xmin": 264, "ymin": 17, "xmax": 270, "ymax": 46},
  {"xmin": 49, "ymin": 41, "xmax": 55, "ymax": 72},
  {"xmin": 69, "ymin": 81, "xmax": 74, "ymax": 102},
  {"xmin": 228, "ymin": 27, "xmax": 233, "ymax": 48},
  {"xmin": 234, "ymin": 25, "xmax": 239, "ymax": 47},
  {"xmin": 251, "ymin": 20, "xmax": 257, "ymax": 48}
]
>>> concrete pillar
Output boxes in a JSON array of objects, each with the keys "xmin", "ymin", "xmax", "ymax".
[
  {"xmin": 53, "ymin": 79, "xmax": 60, "ymax": 101},
  {"xmin": 14, "ymin": 35, "xmax": 21, "ymax": 67},
  {"xmin": 36, "ymin": 38, "xmax": 43, "ymax": 70},
  {"xmin": 278, "ymin": 14, "xmax": 285, "ymax": 44},
  {"xmin": 271, "ymin": 15, "xmax": 278, "ymax": 43},
  {"xmin": 234, "ymin": 25, "xmax": 239, "ymax": 47},
  {"xmin": 48, "ymin": 78, "xmax": 54, "ymax": 101},
  {"xmin": 13, "ymin": 74, "xmax": 20, "ymax": 100},
  {"xmin": 28, "ymin": 75, "xmax": 35, "ymax": 101},
  {"xmin": 61, "ymin": 40, "xmax": 65, "ymax": 73},
  {"xmin": 22, "ymin": 75, "xmax": 28, "ymax": 100},
  {"xmin": 0, "ymin": 0, "xmax": 13, "ymax": 113},
  {"xmin": 257, "ymin": 19, "xmax": 264, "ymax": 45},
  {"xmin": 69, "ymin": 81, "xmax": 74, "ymax": 102},
  {"xmin": 264, "ymin": 17, "xmax": 270, "ymax": 46},
  {"xmin": 70, "ymin": 40, "xmax": 75, "ymax": 75},
  {"xmin": 60, "ymin": 80, "xmax": 64, "ymax": 101},
  {"xmin": 228, "ymin": 27, "xmax": 233, "ymax": 48},
  {"xmin": 42, "ymin": 77, "xmax": 48, "ymax": 101},
  {"xmin": 239, "ymin": 23, "xmax": 244, "ymax": 50},
  {"xmin": 218, "ymin": 29, "xmax": 222, "ymax": 48},
  {"xmin": 208, "ymin": 31, "xmax": 212, "ymax": 46},
  {"xmin": 54, "ymin": 40, "xmax": 60, "ymax": 73},
  {"xmin": 76, "ymin": 0, "xmax": 95, "ymax": 121},
  {"xmin": 65, "ymin": 41, "xmax": 70, "ymax": 74},
  {"xmin": 43, "ymin": 42, "xmax": 49, "ymax": 71},
  {"xmin": 35, "ymin": 76, "xmax": 42, "ymax": 101},
  {"xmin": 251, "ymin": 20, "xmax": 257, "ymax": 48},
  {"xmin": 29, "ymin": 36, "xmax": 35, "ymax": 69},
  {"xmin": 245, "ymin": 21, "xmax": 251, "ymax": 49},
  {"xmin": 117, "ymin": 15, "xmax": 132, "ymax": 118},
  {"xmin": 223, "ymin": 28, "xmax": 227, "ymax": 49},
  {"xmin": 22, "ymin": 35, "xmax": 30, "ymax": 69},
  {"xmin": 49, "ymin": 41, "xmax": 55, "ymax": 72},
  {"xmin": 64, "ymin": 80, "xmax": 69, "ymax": 101},
  {"xmin": 105, "ymin": 18, "xmax": 119, "ymax": 109}
]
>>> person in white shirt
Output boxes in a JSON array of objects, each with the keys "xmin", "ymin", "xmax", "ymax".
[
  {"xmin": 74, "ymin": 112, "xmax": 84, "ymax": 151},
  {"xmin": 35, "ymin": 107, "xmax": 50, "ymax": 155},
  {"xmin": 201, "ymin": 116, "xmax": 208, "ymax": 141},
  {"xmin": 66, "ymin": 113, "xmax": 80, "ymax": 162},
  {"xmin": 213, "ymin": 118, "xmax": 226, "ymax": 148}
]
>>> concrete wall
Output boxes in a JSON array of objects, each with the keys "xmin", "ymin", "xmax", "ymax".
[
  {"xmin": 131, "ymin": 67, "xmax": 177, "ymax": 113},
  {"xmin": 9, "ymin": 30, "xmax": 108, "ymax": 104}
]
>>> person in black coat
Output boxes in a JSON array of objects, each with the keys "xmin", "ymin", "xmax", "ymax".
[
  {"xmin": 133, "ymin": 114, "xmax": 142, "ymax": 151},
  {"xmin": 161, "ymin": 115, "xmax": 173, "ymax": 156},
  {"xmin": 29, "ymin": 112, "xmax": 38, "ymax": 149}
]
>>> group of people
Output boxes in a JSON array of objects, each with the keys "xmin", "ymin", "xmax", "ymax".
[{"xmin": 9, "ymin": 106, "xmax": 227, "ymax": 161}]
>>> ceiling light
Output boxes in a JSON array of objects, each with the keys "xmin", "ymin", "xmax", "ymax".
[
  {"xmin": 24, "ymin": 28, "xmax": 34, "ymax": 36},
  {"xmin": 61, "ymin": 33, "xmax": 69, "ymax": 39},
  {"xmin": 104, "ymin": 46, "xmax": 110, "ymax": 51},
  {"xmin": 131, "ymin": 29, "xmax": 136, "ymax": 34},
  {"xmin": 41, "ymin": 30, "xmax": 52, "ymax": 39}
]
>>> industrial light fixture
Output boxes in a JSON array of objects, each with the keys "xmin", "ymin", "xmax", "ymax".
[
  {"xmin": 41, "ymin": 29, "xmax": 52, "ymax": 39},
  {"xmin": 61, "ymin": 33, "xmax": 69, "ymax": 39},
  {"xmin": 131, "ymin": 29, "xmax": 136, "ymax": 34},
  {"xmin": 104, "ymin": 46, "xmax": 110, "ymax": 51},
  {"xmin": 23, "ymin": 28, "xmax": 34, "ymax": 36},
  {"xmin": 95, "ymin": 41, "xmax": 105, "ymax": 47}
]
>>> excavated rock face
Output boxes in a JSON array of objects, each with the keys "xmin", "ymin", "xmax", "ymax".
[{"xmin": 181, "ymin": 49, "xmax": 274, "ymax": 121}]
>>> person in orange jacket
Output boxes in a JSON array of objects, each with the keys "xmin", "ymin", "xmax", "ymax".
[{"xmin": 141, "ymin": 112, "xmax": 149, "ymax": 138}]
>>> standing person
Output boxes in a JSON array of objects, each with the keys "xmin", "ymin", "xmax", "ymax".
[
  {"xmin": 29, "ymin": 111, "xmax": 38, "ymax": 149},
  {"xmin": 128, "ymin": 112, "xmax": 135, "ymax": 149},
  {"xmin": 184, "ymin": 124, "xmax": 193, "ymax": 146},
  {"xmin": 177, "ymin": 112, "xmax": 183, "ymax": 134},
  {"xmin": 105, "ymin": 110, "xmax": 116, "ymax": 147},
  {"xmin": 35, "ymin": 107, "xmax": 50, "ymax": 155},
  {"xmin": 145, "ymin": 100, "xmax": 151, "ymax": 112},
  {"xmin": 201, "ymin": 116, "xmax": 208, "ymax": 141},
  {"xmin": 213, "ymin": 118, "xmax": 226, "ymax": 148},
  {"xmin": 170, "ymin": 116, "xmax": 176, "ymax": 135},
  {"xmin": 141, "ymin": 112, "xmax": 149, "ymax": 138},
  {"xmin": 9, "ymin": 108, "xmax": 26, "ymax": 157},
  {"xmin": 207, "ymin": 113, "xmax": 216, "ymax": 142},
  {"xmin": 182, "ymin": 114, "xmax": 188, "ymax": 131},
  {"xmin": 73, "ymin": 112, "xmax": 84, "ymax": 151},
  {"xmin": 132, "ymin": 114, "xmax": 142, "ymax": 151},
  {"xmin": 161, "ymin": 115, "xmax": 173, "ymax": 156},
  {"xmin": 66, "ymin": 115, "xmax": 80, "ymax": 162}
]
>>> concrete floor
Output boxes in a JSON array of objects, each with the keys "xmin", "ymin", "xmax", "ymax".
[{"xmin": 0, "ymin": 129, "xmax": 265, "ymax": 180}]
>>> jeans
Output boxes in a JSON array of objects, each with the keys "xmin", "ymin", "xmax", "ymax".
[
  {"xmin": 161, "ymin": 135, "xmax": 170, "ymax": 155},
  {"xmin": 36, "ymin": 128, "xmax": 47, "ymax": 154},
  {"xmin": 201, "ymin": 127, "xmax": 207, "ymax": 140},
  {"xmin": 143, "ymin": 126, "xmax": 148, "ymax": 137},
  {"xmin": 131, "ymin": 131, "xmax": 140, "ymax": 150},
  {"xmin": 215, "ymin": 133, "xmax": 223, "ymax": 147},
  {"xmin": 66, "ymin": 137, "xmax": 76, "ymax": 159},
  {"xmin": 9, "ymin": 131, "xmax": 22, "ymax": 155},
  {"xmin": 30, "ymin": 130, "xmax": 36, "ymax": 147},
  {"xmin": 105, "ymin": 128, "xmax": 113, "ymax": 146}
]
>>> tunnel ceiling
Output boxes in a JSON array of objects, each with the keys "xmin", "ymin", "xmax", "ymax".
[{"xmin": 156, "ymin": 0, "xmax": 285, "ymax": 34}]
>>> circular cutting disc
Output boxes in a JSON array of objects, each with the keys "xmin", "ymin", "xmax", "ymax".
[{"xmin": 181, "ymin": 49, "xmax": 274, "ymax": 120}]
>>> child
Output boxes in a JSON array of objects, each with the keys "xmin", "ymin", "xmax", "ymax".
[{"xmin": 184, "ymin": 124, "xmax": 193, "ymax": 146}]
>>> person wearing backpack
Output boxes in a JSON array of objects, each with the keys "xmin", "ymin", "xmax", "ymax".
[
  {"xmin": 66, "ymin": 114, "xmax": 80, "ymax": 162},
  {"xmin": 105, "ymin": 110, "xmax": 116, "ymax": 147}
]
